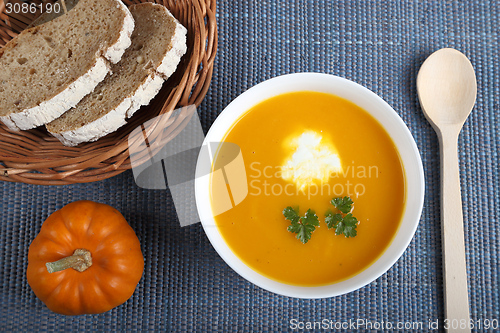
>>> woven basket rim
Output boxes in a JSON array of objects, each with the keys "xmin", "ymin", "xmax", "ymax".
[{"xmin": 0, "ymin": 0, "xmax": 217, "ymax": 185}]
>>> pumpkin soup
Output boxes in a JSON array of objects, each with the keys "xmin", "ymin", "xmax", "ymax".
[{"xmin": 210, "ymin": 91, "xmax": 405, "ymax": 286}]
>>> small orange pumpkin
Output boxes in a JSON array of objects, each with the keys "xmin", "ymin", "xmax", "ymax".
[{"xmin": 27, "ymin": 200, "xmax": 144, "ymax": 315}]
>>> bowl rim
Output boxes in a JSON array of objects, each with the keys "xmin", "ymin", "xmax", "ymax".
[{"xmin": 195, "ymin": 72, "xmax": 425, "ymax": 298}]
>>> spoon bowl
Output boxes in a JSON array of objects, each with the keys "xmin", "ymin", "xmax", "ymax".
[{"xmin": 417, "ymin": 48, "xmax": 477, "ymax": 129}]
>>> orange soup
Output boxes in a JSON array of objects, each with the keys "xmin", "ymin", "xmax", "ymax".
[{"xmin": 210, "ymin": 91, "xmax": 406, "ymax": 286}]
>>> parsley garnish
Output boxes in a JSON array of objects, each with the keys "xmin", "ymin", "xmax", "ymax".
[
  {"xmin": 326, "ymin": 212, "xmax": 358, "ymax": 238},
  {"xmin": 331, "ymin": 196, "xmax": 353, "ymax": 214},
  {"xmin": 282, "ymin": 207, "xmax": 320, "ymax": 244},
  {"xmin": 325, "ymin": 212, "xmax": 343, "ymax": 229},
  {"xmin": 325, "ymin": 196, "xmax": 358, "ymax": 238},
  {"xmin": 283, "ymin": 196, "xmax": 360, "ymax": 243}
]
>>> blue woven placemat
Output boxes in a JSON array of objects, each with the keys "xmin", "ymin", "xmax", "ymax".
[{"xmin": 1, "ymin": 0, "xmax": 499, "ymax": 331}]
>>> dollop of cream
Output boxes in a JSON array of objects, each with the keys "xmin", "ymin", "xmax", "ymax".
[{"xmin": 281, "ymin": 131, "xmax": 341, "ymax": 190}]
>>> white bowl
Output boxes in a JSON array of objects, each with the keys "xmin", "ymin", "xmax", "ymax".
[{"xmin": 195, "ymin": 73, "xmax": 425, "ymax": 298}]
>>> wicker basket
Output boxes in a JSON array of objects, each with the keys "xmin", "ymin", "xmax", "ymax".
[{"xmin": 0, "ymin": 0, "xmax": 217, "ymax": 185}]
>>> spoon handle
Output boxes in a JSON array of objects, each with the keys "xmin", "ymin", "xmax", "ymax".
[{"xmin": 439, "ymin": 126, "xmax": 471, "ymax": 332}]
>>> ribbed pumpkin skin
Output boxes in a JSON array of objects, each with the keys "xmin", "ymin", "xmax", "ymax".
[{"xmin": 27, "ymin": 201, "xmax": 144, "ymax": 315}]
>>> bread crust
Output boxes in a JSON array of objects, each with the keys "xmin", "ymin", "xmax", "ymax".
[
  {"xmin": 103, "ymin": 0, "xmax": 135, "ymax": 64},
  {"xmin": 50, "ymin": 4, "xmax": 187, "ymax": 146},
  {"xmin": 156, "ymin": 20, "xmax": 188, "ymax": 79}
]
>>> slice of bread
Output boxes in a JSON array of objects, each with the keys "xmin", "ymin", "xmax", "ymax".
[
  {"xmin": 0, "ymin": 0, "xmax": 134, "ymax": 131},
  {"xmin": 46, "ymin": 3, "xmax": 187, "ymax": 146}
]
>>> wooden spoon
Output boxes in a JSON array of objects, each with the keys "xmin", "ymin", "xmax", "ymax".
[{"xmin": 417, "ymin": 48, "xmax": 476, "ymax": 332}]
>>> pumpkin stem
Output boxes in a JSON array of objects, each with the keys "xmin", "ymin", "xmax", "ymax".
[{"xmin": 46, "ymin": 249, "xmax": 92, "ymax": 273}]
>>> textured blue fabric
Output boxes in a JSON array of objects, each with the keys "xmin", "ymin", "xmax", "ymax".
[{"xmin": 0, "ymin": 0, "xmax": 499, "ymax": 331}]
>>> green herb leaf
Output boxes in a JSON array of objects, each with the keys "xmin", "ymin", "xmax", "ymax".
[
  {"xmin": 282, "ymin": 206, "xmax": 300, "ymax": 224},
  {"xmin": 343, "ymin": 213, "xmax": 358, "ymax": 226},
  {"xmin": 283, "ymin": 207, "xmax": 319, "ymax": 244},
  {"xmin": 287, "ymin": 223, "xmax": 302, "ymax": 234},
  {"xmin": 328, "ymin": 197, "xmax": 359, "ymax": 238},
  {"xmin": 343, "ymin": 225, "xmax": 357, "ymax": 238},
  {"xmin": 295, "ymin": 223, "xmax": 317, "ymax": 244},
  {"xmin": 331, "ymin": 196, "xmax": 353, "ymax": 214},
  {"xmin": 325, "ymin": 212, "xmax": 343, "ymax": 229},
  {"xmin": 334, "ymin": 220, "xmax": 346, "ymax": 235},
  {"xmin": 334, "ymin": 213, "xmax": 358, "ymax": 238},
  {"xmin": 302, "ymin": 209, "xmax": 320, "ymax": 227}
]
